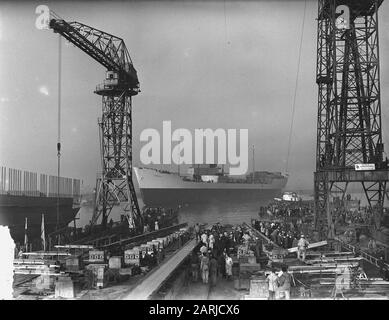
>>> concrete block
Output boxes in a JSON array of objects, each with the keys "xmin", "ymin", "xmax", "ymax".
[
  {"xmin": 65, "ymin": 256, "xmax": 83, "ymax": 272},
  {"xmin": 89, "ymin": 250, "xmax": 105, "ymax": 263},
  {"xmin": 109, "ymin": 256, "xmax": 122, "ymax": 269},
  {"xmin": 249, "ymin": 277, "xmax": 268, "ymax": 298},
  {"xmin": 119, "ymin": 267, "xmax": 134, "ymax": 276},
  {"xmin": 55, "ymin": 277, "xmax": 74, "ymax": 298}
]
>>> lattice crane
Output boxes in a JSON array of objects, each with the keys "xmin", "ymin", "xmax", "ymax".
[
  {"xmin": 49, "ymin": 13, "xmax": 142, "ymax": 230},
  {"xmin": 314, "ymin": 0, "xmax": 389, "ymax": 239}
]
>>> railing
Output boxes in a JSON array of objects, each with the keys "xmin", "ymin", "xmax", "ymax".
[
  {"xmin": 316, "ymin": 169, "xmax": 389, "ymax": 182},
  {"xmin": 334, "ymin": 237, "xmax": 389, "ymax": 270},
  {"xmin": 0, "ymin": 166, "xmax": 81, "ymax": 201},
  {"xmin": 72, "ymin": 223, "xmax": 188, "ymax": 250}
]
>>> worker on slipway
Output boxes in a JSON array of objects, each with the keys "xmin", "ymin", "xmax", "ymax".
[
  {"xmin": 201, "ymin": 232, "xmax": 208, "ymax": 247},
  {"xmin": 266, "ymin": 268, "xmax": 278, "ymax": 300},
  {"xmin": 297, "ymin": 235, "xmax": 309, "ymax": 261},
  {"xmin": 242, "ymin": 232, "xmax": 251, "ymax": 250},
  {"xmin": 218, "ymin": 252, "xmax": 226, "ymax": 278},
  {"xmin": 209, "ymin": 254, "xmax": 218, "ymax": 287},
  {"xmin": 277, "ymin": 265, "xmax": 292, "ymax": 300},
  {"xmin": 225, "ymin": 254, "xmax": 233, "ymax": 280},
  {"xmin": 208, "ymin": 233, "xmax": 215, "ymax": 250},
  {"xmin": 200, "ymin": 244, "xmax": 207, "ymax": 255},
  {"xmin": 194, "ymin": 223, "xmax": 200, "ymax": 242},
  {"xmin": 200, "ymin": 253, "xmax": 209, "ymax": 284},
  {"xmin": 190, "ymin": 252, "xmax": 199, "ymax": 282}
]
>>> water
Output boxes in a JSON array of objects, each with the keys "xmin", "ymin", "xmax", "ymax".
[
  {"xmin": 74, "ymin": 194, "xmax": 277, "ymax": 228},
  {"xmin": 73, "ymin": 189, "xmax": 369, "ymax": 229},
  {"xmin": 177, "ymin": 200, "xmax": 268, "ymax": 226}
]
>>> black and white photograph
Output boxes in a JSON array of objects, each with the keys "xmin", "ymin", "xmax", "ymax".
[{"xmin": 0, "ymin": 0, "xmax": 389, "ymax": 306}]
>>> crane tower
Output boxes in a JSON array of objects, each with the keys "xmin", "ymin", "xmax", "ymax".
[
  {"xmin": 314, "ymin": 0, "xmax": 389, "ymax": 238},
  {"xmin": 49, "ymin": 15, "xmax": 142, "ymax": 229}
]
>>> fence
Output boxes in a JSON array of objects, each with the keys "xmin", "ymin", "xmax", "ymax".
[{"xmin": 0, "ymin": 166, "xmax": 81, "ymax": 201}]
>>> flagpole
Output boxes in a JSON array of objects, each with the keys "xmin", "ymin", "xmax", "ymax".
[
  {"xmin": 41, "ymin": 214, "xmax": 46, "ymax": 252},
  {"xmin": 24, "ymin": 217, "xmax": 28, "ymax": 252}
]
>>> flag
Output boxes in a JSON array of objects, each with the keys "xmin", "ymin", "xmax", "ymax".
[
  {"xmin": 41, "ymin": 214, "xmax": 46, "ymax": 251},
  {"xmin": 24, "ymin": 217, "xmax": 28, "ymax": 251}
]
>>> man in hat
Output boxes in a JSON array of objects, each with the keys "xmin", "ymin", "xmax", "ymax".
[{"xmin": 297, "ymin": 235, "xmax": 309, "ymax": 261}]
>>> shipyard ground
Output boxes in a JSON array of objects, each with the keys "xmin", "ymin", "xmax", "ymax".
[{"xmin": 13, "ymin": 222, "xmax": 389, "ymax": 300}]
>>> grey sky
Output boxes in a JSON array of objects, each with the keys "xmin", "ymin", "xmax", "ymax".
[{"xmin": 1, "ymin": 0, "xmax": 389, "ymax": 191}]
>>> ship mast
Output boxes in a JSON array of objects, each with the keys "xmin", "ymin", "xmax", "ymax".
[{"xmin": 252, "ymin": 145, "xmax": 255, "ymax": 184}]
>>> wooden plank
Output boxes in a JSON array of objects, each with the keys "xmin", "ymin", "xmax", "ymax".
[
  {"xmin": 289, "ymin": 262, "xmax": 359, "ymax": 270},
  {"xmin": 288, "ymin": 241, "xmax": 328, "ymax": 253},
  {"xmin": 14, "ymin": 259, "xmax": 55, "ymax": 265},
  {"xmin": 14, "ymin": 265, "xmax": 59, "ymax": 270},
  {"xmin": 54, "ymin": 245, "xmax": 94, "ymax": 249},
  {"xmin": 14, "ymin": 270, "xmax": 61, "ymax": 275},
  {"xmin": 13, "ymin": 275, "xmax": 39, "ymax": 287},
  {"xmin": 22, "ymin": 252, "xmax": 71, "ymax": 256},
  {"xmin": 306, "ymin": 257, "xmax": 363, "ymax": 264},
  {"xmin": 306, "ymin": 251, "xmax": 354, "ymax": 257},
  {"xmin": 124, "ymin": 239, "xmax": 197, "ymax": 300}
]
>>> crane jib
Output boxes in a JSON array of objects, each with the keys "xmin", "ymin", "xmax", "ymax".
[{"xmin": 49, "ymin": 19, "xmax": 139, "ymax": 89}]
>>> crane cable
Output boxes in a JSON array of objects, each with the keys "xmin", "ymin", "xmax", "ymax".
[
  {"xmin": 56, "ymin": 34, "xmax": 62, "ymax": 244},
  {"xmin": 285, "ymin": 0, "xmax": 307, "ymax": 174}
]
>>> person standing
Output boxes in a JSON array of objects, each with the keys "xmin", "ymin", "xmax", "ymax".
[
  {"xmin": 297, "ymin": 235, "xmax": 309, "ymax": 261},
  {"xmin": 209, "ymin": 233, "xmax": 215, "ymax": 251},
  {"xmin": 200, "ymin": 253, "xmax": 210, "ymax": 284},
  {"xmin": 209, "ymin": 254, "xmax": 218, "ymax": 287},
  {"xmin": 201, "ymin": 232, "xmax": 208, "ymax": 247},
  {"xmin": 277, "ymin": 266, "xmax": 292, "ymax": 300},
  {"xmin": 267, "ymin": 268, "xmax": 278, "ymax": 300},
  {"xmin": 154, "ymin": 220, "xmax": 159, "ymax": 231},
  {"xmin": 225, "ymin": 254, "xmax": 233, "ymax": 280},
  {"xmin": 200, "ymin": 244, "xmax": 208, "ymax": 255},
  {"xmin": 190, "ymin": 252, "xmax": 200, "ymax": 282},
  {"xmin": 218, "ymin": 252, "xmax": 226, "ymax": 279},
  {"xmin": 194, "ymin": 223, "xmax": 200, "ymax": 242},
  {"xmin": 242, "ymin": 232, "xmax": 251, "ymax": 250}
]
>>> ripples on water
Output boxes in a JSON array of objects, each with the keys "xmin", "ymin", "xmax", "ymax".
[
  {"xmin": 75, "ymin": 197, "xmax": 272, "ymax": 228},
  {"xmin": 74, "ymin": 189, "xmax": 370, "ymax": 229},
  {"xmin": 177, "ymin": 200, "xmax": 268, "ymax": 226}
]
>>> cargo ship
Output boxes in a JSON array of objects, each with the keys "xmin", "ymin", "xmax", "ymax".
[
  {"xmin": 134, "ymin": 164, "xmax": 288, "ymax": 207},
  {"xmin": 0, "ymin": 166, "xmax": 82, "ymax": 244}
]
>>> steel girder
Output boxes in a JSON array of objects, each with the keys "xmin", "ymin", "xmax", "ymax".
[
  {"xmin": 314, "ymin": 0, "xmax": 388, "ymax": 237},
  {"xmin": 49, "ymin": 16, "xmax": 142, "ymax": 228}
]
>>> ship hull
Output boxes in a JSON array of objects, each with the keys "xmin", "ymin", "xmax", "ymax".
[
  {"xmin": 0, "ymin": 195, "xmax": 80, "ymax": 243},
  {"xmin": 134, "ymin": 167, "xmax": 287, "ymax": 207},
  {"xmin": 140, "ymin": 188, "xmax": 283, "ymax": 207}
]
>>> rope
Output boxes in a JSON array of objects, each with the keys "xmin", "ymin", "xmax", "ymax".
[
  {"xmin": 56, "ymin": 34, "xmax": 62, "ymax": 245},
  {"xmin": 285, "ymin": 0, "xmax": 307, "ymax": 174}
]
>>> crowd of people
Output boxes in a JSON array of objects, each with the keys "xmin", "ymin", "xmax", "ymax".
[
  {"xmin": 332, "ymin": 206, "xmax": 373, "ymax": 226},
  {"xmin": 142, "ymin": 207, "xmax": 179, "ymax": 233},
  {"xmin": 251, "ymin": 219, "xmax": 311, "ymax": 250},
  {"xmin": 259, "ymin": 200, "xmax": 314, "ymax": 220},
  {"xmin": 188, "ymin": 223, "xmax": 253, "ymax": 287}
]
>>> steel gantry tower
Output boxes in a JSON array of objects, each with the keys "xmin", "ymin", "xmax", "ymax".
[
  {"xmin": 49, "ymin": 14, "xmax": 142, "ymax": 229},
  {"xmin": 314, "ymin": 0, "xmax": 389, "ymax": 238}
]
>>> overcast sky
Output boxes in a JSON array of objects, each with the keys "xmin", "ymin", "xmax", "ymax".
[{"xmin": 1, "ymin": 0, "xmax": 389, "ymax": 191}]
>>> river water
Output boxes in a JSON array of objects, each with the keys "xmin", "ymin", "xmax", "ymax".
[{"xmin": 73, "ymin": 190, "xmax": 315, "ymax": 228}]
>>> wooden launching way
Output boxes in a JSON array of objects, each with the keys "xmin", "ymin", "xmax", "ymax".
[
  {"xmin": 243, "ymin": 222, "xmax": 282, "ymax": 249},
  {"xmin": 334, "ymin": 237, "xmax": 389, "ymax": 270},
  {"xmin": 124, "ymin": 238, "xmax": 198, "ymax": 300}
]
